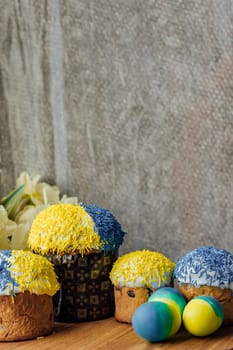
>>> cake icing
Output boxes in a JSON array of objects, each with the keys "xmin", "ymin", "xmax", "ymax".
[
  {"xmin": 80, "ymin": 203, "xmax": 125, "ymax": 254},
  {"xmin": 28, "ymin": 203, "xmax": 125, "ymax": 255},
  {"xmin": 174, "ymin": 246, "xmax": 233, "ymax": 290},
  {"xmin": 0, "ymin": 250, "xmax": 59, "ymax": 296},
  {"xmin": 110, "ymin": 250, "xmax": 175, "ymax": 289}
]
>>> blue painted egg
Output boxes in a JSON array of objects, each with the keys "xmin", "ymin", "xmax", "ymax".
[
  {"xmin": 132, "ymin": 300, "xmax": 182, "ymax": 342},
  {"xmin": 148, "ymin": 287, "xmax": 186, "ymax": 314},
  {"xmin": 183, "ymin": 296, "xmax": 224, "ymax": 336}
]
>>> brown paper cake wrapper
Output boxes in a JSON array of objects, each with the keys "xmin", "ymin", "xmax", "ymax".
[
  {"xmin": 177, "ymin": 283, "xmax": 233, "ymax": 325},
  {"xmin": 47, "ymin": 251, "xmax": 117, "ymax": 322},
  {"xmin": 114, "ymin": 286, "xmax": 152, "ymax": 323},
  {"xmin": 0, "ymin": 292, "xmax": 54, "ymax": 342}
]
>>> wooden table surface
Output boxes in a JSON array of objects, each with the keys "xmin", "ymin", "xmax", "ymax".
[{"xmin": 2, "ymin": 318, "xmax": 233, "ymax": 350}]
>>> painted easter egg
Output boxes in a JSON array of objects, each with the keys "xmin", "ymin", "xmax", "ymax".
[
  {"xmin": 183, "ymin": 295, "xmax": 224, "ymax": 336},
  {"xmin": 132, "ymin": 300, "xmax": 181, "ymax": 342},
  {"xmin": 148, "ymin": 287, "xmax": 186, "ymax": 314}
]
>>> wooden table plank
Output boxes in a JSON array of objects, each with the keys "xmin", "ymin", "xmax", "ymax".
[{"xmin": 1, "ymin": 318, "xmax": 233, "ymax": 350}]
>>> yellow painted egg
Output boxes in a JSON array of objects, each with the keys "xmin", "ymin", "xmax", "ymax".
[{"xmin": 182, "ymin": 296, "xmax": 224, "ymax": 337}]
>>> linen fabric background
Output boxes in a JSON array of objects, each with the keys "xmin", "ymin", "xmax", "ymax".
[{"xmin": 0, "ymin": 0, "xmax": 233, "ymax": 261}]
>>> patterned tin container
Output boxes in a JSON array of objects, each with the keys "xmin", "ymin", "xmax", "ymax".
[{"xmin": 47, "ymin": 251, "xmax": 118, "ymax": 322}]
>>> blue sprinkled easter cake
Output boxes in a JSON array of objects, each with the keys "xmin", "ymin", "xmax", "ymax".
[
  {"xmin": 174, "ymin": 246, "xmax": 233, "ymax": 325},
  {"xmin": 28, "ymin": 203, "xmax": 125, "ymax": 322},
  {"xmin": 0, "ymin": 249, "xmax": 59, "ymax": 341}
]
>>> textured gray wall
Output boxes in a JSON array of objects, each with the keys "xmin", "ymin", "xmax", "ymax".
[{"xmin": 0, "ymin": 1, "xmax": 233, "ymax": 261}]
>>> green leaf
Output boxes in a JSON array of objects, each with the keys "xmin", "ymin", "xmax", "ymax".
[{"xmin": 0, "ymin": 184, "xmax": 25, "ymax": 220}]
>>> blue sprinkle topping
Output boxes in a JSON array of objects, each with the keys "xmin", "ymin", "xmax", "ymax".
[
  {"xmin": 174, "ymin": 246, "xmax": 233, "ymax": 288},
  {"xmin": 80, "ymin": 203, "xmax": 125, "ymax": 254},
  {"xmin": 0, "ymin": 250, "xmax": 19, "ymax": 294}
]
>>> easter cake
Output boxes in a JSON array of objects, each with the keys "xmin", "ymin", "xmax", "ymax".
[
  {"xmin": 173, "ymin": 246, "xmax": 233, "ymax": 325},
  {"xmin": 109, "ymin": 250, "xmax": 175, "ymax": 323},
  {"xmin": 28, "ymin": 203, "xmax": 125, "ymax": 322},
  {"xmin": 0, "ymin": 250, "xmax": 59, "ymax": 341}
]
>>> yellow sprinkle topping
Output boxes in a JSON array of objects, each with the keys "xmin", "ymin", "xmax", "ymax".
[
  {"xmin": 9, "ymin": 250, "xmax": 60, "ymax": 296},
  {"xmin": 28, "ymin": 203, "xmax": 101, "ymax": 255},
  {"xmin": 110, "ymin": 250, "xmax": 175, "ymax": 288}
]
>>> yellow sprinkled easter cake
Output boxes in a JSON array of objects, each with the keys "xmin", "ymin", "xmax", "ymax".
[
  {"xmin": 28, "ymin": 203, "xmax": 125, "ymax": 322},
  {"xmin": 0, "ymin": 249, "xmax": 59, "ymax": 341},
  {"xmin": 110, "ymin": 250, "xmax": 175, "ymax": 323}
]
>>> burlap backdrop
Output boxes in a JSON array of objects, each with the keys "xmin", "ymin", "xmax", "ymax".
[{"xmin": 0, "ymin": 1, "xmax": 232, "ymax": 261}]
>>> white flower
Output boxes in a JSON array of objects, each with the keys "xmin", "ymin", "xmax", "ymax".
[
  {"xmin": 16, "ymin": 172, "xmax": 60, "ymax": 205},
  {"xmin": 0, "ymin": 205, "xmax": 17, "ymax": 249},
  {"xmin": 1, "ymin": 172, "xmax": 78, "ymax": 250}
]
